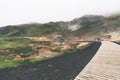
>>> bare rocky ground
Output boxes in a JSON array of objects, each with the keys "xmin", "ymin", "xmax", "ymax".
[
  {"xmin": 0, "ymin": 42, "xmax": 101, "ymax": 80},
  {"xmin": 75, "ymin": 41, "xmax": 120, "ymax": 80}
]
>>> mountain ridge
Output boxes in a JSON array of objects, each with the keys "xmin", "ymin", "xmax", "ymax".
[{"xmin": 0, "ymin": 14, "xmax": 120, "ymax": 40}]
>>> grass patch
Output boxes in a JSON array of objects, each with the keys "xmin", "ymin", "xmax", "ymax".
[
  {"xmin": 0, "ymin": 58, "xmax": 43, "ymax": 69},
  {"xmin": 0, "ymin": 38, "xmax": 30, "ymax": 49},
  {"xmin": 11, "ymin": 46, "xmax": 36, "ymax": 57},
  {"xmin": 52, "ymin": 47, "xmax": 61, "ymax": 52}
]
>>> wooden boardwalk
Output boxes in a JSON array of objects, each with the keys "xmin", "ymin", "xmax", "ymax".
[{"xmin": 74, "ymin": 41, "xmax": 120, "ymax": 80}]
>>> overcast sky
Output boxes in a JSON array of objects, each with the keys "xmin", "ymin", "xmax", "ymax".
[{"xmin": 0, "ymin": 0, "xmax": 120, "ymax": 27}]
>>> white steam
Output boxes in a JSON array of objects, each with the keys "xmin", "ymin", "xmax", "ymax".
[{"xmin": 68, "ymin": 24, "xmax": 81, "ymax": 31}]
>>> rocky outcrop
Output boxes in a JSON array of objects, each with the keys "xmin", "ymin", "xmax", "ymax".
[
  {"xmin": 14, "ymin": 55, "xmax": 22, "ymax": 60},
  {"xmin": 39, "ymin": 48, "xmax": 60, "ymax": 58},
  {"xmin": 76, "ymin": 42, "xmax": 89, "ymax": 48},
  {"xmin": 61, "ymin": 45, "xmax": 72, "ymax": 51}
]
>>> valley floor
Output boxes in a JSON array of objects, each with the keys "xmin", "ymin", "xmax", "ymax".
[{"xmin": 0, "ymin": 42, "xmax": 101, "ymax": 80}]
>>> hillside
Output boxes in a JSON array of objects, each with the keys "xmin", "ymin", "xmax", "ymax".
[
  {"xmin": 0, "ymin": 22, "xmax": 67, "ymax": 37},
  {"xmin": 67, "ymin": 14, "xmax": 120, "ymax": 40},
  {"xmin": 0, "ymin": 14, "xmax": 120, "ymax": 40}
]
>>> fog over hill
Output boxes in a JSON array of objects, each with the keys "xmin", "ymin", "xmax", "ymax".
[{"xmin": 0, "ymin": 14, "xmax": 120, "ymax": 40}]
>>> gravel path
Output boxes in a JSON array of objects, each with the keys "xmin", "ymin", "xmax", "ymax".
[
  {"xmin": 0, "ymin": 42, "xmax": 101, "ymax": 80},
  {"xmin": 75, "ymin": 41, "xmax": 120, "ymax": 80}
]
